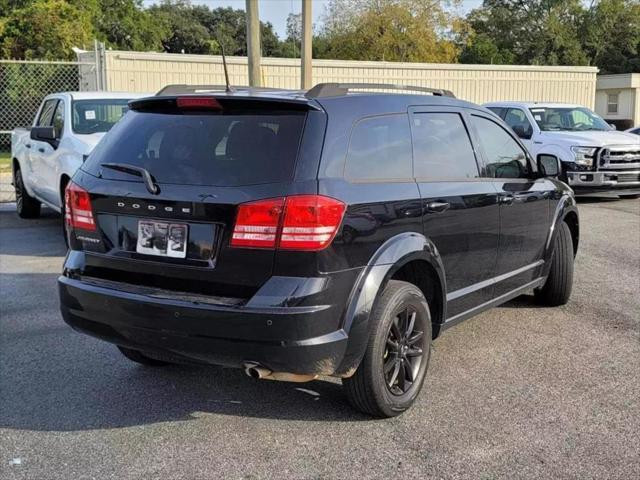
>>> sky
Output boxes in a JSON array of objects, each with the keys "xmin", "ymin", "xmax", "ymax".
[{"xmin": 142, "ymin": 0, "xmax": 484, "ymax": 39}]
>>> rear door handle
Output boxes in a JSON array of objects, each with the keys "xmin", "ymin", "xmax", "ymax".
[
  {"xmin": 38, "ymin": 147, "xmax": 45, "ymax": 153},
  {"xmin": 425, "ymin": 201, "xmax": 450, "ymax": 213},
  {"xmin": 25, "ymin": 144, "xmax": 31, "ymax": 149}
]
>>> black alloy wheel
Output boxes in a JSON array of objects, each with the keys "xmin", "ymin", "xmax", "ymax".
[{"xmin": 384, "ymin": 306, "xmax": 425, "ymax": 395}]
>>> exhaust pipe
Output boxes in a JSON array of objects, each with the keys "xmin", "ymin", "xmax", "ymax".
[
  {"xmin": 243, "ymin": 362, "xmax": 317, "ymax": 383},
  {"xmin": 244, "ymin": 363, "xmax": 272, "ymax": 379}
]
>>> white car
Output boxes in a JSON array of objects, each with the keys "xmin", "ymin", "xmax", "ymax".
[
  {"xmin": 11, "ymin": 91, "xmax": 150, "ymax": 219},
  {"xmin": 484, "ymin": 102, "xmax": 640, "ymax": 197}
]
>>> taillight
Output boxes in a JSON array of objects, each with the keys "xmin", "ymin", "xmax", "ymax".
[
  {"xmin": 280, "ymin": 195, "xmax": 346, "ymax": 250},
  {"xmin": 176, "ymin": 97, "xmax": 222, "ymax": 110},
  {"xmin": 64, "ymin": 182, "xmax": 95, "ymax": 231},
  {"xmin": 231, "ymin": 195, "xmax": 345, "ymax": 251},
  {"xmin": 231, "ymin": 198, "xmax": 285, "ymax": 248}
]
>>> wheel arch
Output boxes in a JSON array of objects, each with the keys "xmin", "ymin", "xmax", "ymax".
[
  {"xmin": 11, "ymin": 157, "xmax": 35, "ymax": 197},
  {"xmin": 542, "ymin": 192, "xmax": 579, "ymax": 278},
  {"xmin": 335, "ymin": 232, "xmax": 447, "ymax": 376},
  {"xmin": 387, "ymin": 259, "xmax": 444, "ymax": 338},
  {"xmin": 12, "ymin": 157, "xmax": 22, "ymax": 180},
  {"xmin": 59, "ymin": 174, "xmax": 71, "ymax": 205},
  {"xmin": 563, "ymin": 210, "xmax": 579, "ymax": 257}
]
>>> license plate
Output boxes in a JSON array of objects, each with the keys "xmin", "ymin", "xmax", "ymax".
[{"xmin": 136, "ymin": 221, "xmax": 188, "ymax": 258}]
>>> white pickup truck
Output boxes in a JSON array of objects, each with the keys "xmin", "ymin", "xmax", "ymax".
[
  {"xmin": 11, "ymin": 91, "xmax": 149, "ymax": 218},
  {"xmin": 484, "ymin": 102, "xmax": 640, "ymax": 197}
]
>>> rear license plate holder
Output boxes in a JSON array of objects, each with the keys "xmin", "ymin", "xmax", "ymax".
[{"xmin": 136, "ymin": 221, "xmax": 188, "ymax": 258}]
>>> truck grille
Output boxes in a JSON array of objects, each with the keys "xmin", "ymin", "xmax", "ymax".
[{"xmin": 599, "ymin": 146, "xmax": 640, "ymax": 170}]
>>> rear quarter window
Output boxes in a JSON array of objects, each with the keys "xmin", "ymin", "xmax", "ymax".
[
  {"xmin": 83, "ymin": 110, "xmax": 306, "ymax": 186},
  {"xmin": 344, "ymin": 114, "xmax": 412, "ymax": 182}
]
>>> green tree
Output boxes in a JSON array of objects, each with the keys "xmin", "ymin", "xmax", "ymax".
[
  {"xmin": 148, "ymin": 1, "xmax": 213, "ymax": 54},
  {"xmin": 277, "ymin": 13, "xmax": 302, "ymax": 58},
  {"xmin": 93, "ymin": 0, "xmax": 169, "ymax": 51},
  {"xmin": 191, "ymin": 5, "xmax": 282, "ymax": 56},
  {"xmin": 459, "ymin": 32, "xmax": 515, "ymax": 64},
  {"xmin": 460, "ymin": 0, "xmax": 588, "ymax": 66},
  {"xmin": 581, "ymin": 0, "xmax": 640, "ymax": 73},
  {"xmin": 0, "ymin": 0, "xmax": 94, "ymax": 59},
  {"xmin": 317, "ymin": 0, "xmax": 460, "ymax": 62}
]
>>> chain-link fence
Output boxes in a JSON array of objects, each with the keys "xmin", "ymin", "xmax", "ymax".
[{"xmin": 0, "ymin": 59, "xmax": 98, "ymax": 152}]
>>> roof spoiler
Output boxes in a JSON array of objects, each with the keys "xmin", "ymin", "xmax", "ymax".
[
  {"xmin": 305, "ymin": 83, "xmax": 455, "ymax": 99},
  {"xmin": 155, "ymin": 84, "xmax": 289, "ymax": 96},
  {"xmin": 132, "ymin": 93, "xmax": 319, "ymax": 112}
]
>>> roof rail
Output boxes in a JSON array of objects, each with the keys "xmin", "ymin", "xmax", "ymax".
[
  {"xmin": 305, "ymin": 83, "xmax": 455, "ymax": 99},
  {"xmin": 155, "ymin": 84, "xmax": 288, "ymax": 96}
]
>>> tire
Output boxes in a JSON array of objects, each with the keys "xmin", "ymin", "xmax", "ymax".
[
  {"xmin": 14, "ymin": 167, "xmax": 41, "ymax": 218},
  {"xmin": 619, "ymin": 194, "xmax": 639, "ymax": 199},
  {"xmin": 535, "ymin": 221, "xmax": 574, "ymax": 306},
  {"xmin": 117, "ymin": 346, "xmax": 171, "ymax": 366},
  {"xmin": 343, "ymin": 280, "xmax": 432, "ymax": 418}
]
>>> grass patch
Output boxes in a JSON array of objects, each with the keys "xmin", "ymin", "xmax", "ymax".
[{"xmin": 0, "ymin": 152, "xmax": 11, "ymax": 172}]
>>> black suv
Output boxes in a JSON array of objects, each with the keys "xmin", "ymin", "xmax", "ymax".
[{"xmin": 59, "ymin": 83, "xmax": 579, "ymax": 417}]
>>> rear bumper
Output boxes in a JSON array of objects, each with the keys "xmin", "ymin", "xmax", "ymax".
[{"xmin": 59, "ymin": 270, "xmax": 360, "ymax": 376}]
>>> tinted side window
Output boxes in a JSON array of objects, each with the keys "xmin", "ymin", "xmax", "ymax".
[
  {"xmin": 471, "ymin": 115, "xmax": 529, "ymax": 179},
  {"xmin": 37, "ymin": 99, "xmax": 58, "ymax": 127},
  {"xmin": 411, "ymin": 112, "xmax": 479, "ymax": 180},
  {"xmin": 345, "ymin": 114, "xmax": 412, "ymax": 182},
  {"xmin": 52, "ymin": 100, "xmax": 65, "ymax": 138}
]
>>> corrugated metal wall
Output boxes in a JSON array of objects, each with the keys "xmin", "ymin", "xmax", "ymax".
[{"xmin": 100, "ymin": 51, "xmax": 598, "ymax": 107}]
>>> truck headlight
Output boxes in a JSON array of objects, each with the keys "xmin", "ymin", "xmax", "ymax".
[{"xmin": 570, "ymin": 146, "xmax": 597, "ymax": 167}]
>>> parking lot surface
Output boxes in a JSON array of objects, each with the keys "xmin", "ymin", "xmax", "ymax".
[{"xmin": 1, "ymin": 198, "xmax": 639, "ymax": 480}]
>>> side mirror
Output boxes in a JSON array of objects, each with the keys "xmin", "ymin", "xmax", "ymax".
[
  {"xmin": 512, "ymin": 125, "xmax": 532, "ymax": 140},
  {"xmin": 537, "ymin": 154, "xmax": 560, "ymax": 177},
  {"xmin": 609, "ymin": 123, "xmax": 617, "ymax": 131},
  {"xmin": 30, "ymin": 126, "xmax": 56, "ymax": 142},
  {"xmin": 30, "ymin": 126, "xmax": 59, "ymax": 149}
]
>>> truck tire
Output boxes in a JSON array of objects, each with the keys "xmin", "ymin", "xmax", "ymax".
[
  {"xmin": 117, "ymin": 346, "xmax": 171, "ymax": 366},
  {"xmin": 14, "ymin": 167, "xmax": 41, "ymax": 218},
  {"xmin": 343, "ymin": 280, "xmax": 432, "ymax": 418},
  {"xmin": 535, "ymin": 221, "xmax": 573, "ymax": 306}
]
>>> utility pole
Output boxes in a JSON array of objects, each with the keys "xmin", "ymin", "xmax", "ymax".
[
  {"xmin": 246, "ymin": 0, "xmax": 262, "ymax": 87},
  {"xmin": 301, "ymin": 0, "xmax": 312, "ymax": 90}
]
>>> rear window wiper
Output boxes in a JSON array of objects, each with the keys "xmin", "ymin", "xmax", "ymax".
[{"xmin": 100, "ymin": 162, "xmax": 160, "ymax": 195}]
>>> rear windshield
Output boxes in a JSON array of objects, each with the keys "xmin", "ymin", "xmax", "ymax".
[
  {"xmin": 72, "ymin": 99, "xmax": 131, "ymax": 134},
  {"xmin": 82, "ymin": 110, "xmax": 306, "ymax": 186}
]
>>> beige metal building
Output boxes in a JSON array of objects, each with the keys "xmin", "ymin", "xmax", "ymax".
[
  {"xmin": 595, "ymin": 73, "xmax": 640, "ymax": 130},
  {"xmin": 78, "ymin": 49, "xmax": 598, "ymax": 107}
]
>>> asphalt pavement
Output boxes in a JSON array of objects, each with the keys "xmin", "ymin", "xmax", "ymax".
[{"xmin": 1, "ymin": 198, "xmax": 638, "ymax": 480}]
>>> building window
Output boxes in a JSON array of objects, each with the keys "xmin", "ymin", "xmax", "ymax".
[{"xmin": 607, "ymin": 93, "xmax": 619, "ymax": 114}]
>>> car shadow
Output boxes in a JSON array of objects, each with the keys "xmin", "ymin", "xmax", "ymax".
[
  {"xmin": 0, "ymin": 272, "xmax": 371, "ymax": 432},
  {"xmin": 0, "ymin": 207, "xmax": 66, "ymax": 257},
  {"xmin": 575, "ymin": 196, "xmax": 623, "ymax": 204},
  {"xmin": 500, "ymin": 294, "xmax": 540, "ymax": 308}
]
